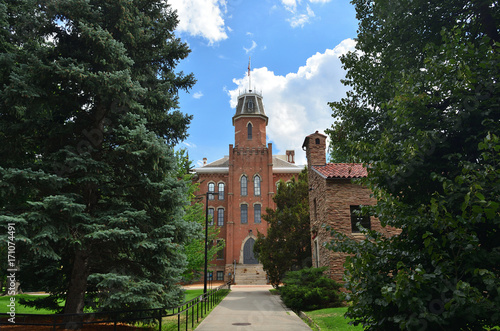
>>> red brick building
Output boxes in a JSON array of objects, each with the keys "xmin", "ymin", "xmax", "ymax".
[
  {"xmin": 192, "ymin": 90, "xmax": 302, "ymax": 284},
  {"xmin": 302, "ymin": 131, "xmax": 399, "ymax": 282}
]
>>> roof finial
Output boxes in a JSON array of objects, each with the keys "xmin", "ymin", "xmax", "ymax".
[{"xmin": 247, "ymin": 56, "xmax": 252, "ymax": 92}]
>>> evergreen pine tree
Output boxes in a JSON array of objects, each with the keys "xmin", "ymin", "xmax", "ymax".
[{"xmin": 0, "ymin": 0, "xmax": 196, "ymax": 317}]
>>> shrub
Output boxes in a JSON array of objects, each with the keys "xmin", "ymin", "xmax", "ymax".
[{"xmin": 280, "ymin": 267, "xmax": 342, "ymax": 311}]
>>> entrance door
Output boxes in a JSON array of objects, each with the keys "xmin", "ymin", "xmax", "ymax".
[{"xmin": 243, "ymin": 238, "xmax": 258, "ymax": 264}]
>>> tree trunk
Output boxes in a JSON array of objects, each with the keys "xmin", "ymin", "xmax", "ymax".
[{"xmin": 63, "ymin": 249, "xmax": 90, "ymax": 329}]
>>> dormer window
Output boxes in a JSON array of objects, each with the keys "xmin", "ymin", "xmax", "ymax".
[{"xmin": 247, "ymin": 100, "xmax": 254, "ymax": 109}]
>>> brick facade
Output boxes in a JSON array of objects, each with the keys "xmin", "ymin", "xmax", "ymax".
[
  {"xmin": 193, "ymin": 91, "xmax": 302, "ymax": 283},
  {"xmin": 303, "ymin": 131, "xmax": 400, "ymax": 283}
]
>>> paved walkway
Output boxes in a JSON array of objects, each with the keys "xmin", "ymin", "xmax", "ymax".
[{"xmin": 195, "ymin": 285, "xmax": 311, "ymax": 331}]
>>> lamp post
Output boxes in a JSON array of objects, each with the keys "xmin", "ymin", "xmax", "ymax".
[{"xmin": 204, "ymin": 191, "xmax": 217, "ymax": 295}]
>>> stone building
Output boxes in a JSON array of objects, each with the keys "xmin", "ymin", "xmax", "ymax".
[
  {"xmin": 192, "ymin": 90, "xmax": 302, "ymax": 284},
  {"xmin": 302, "ymin": 131, "xmax": 399, "ymax": 282}
]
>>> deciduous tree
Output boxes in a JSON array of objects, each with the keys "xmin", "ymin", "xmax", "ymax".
[
  {"xmin": 326, "ymin": 1, "xmax": 499, "ymax": 329},
  {"xmin": 254, "ymin": 169, "xmax": 311, "ymax": 288},
  {"xmin": 175, "ymin": 149, "xmax": 224, "ymax": 284}
]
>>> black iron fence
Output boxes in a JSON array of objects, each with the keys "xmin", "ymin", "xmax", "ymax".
[{"xmin": 0, "ymin": 280, "xmax": 231, "ymax": 330}]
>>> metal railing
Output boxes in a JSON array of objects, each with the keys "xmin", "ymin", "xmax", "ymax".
[{"xmin": 0, "ymin": 280, "xmax": 231, "ymax": 330}]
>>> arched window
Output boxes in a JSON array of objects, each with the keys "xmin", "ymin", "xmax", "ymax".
[
  {"xmin": 208, "ymin": 208, "xmax": 214, "ymax": 226},
  {"xmin": 254, "ymin": 175, "xmax": 261, "ymax": 196},
  {"xmin": 208, "ymin": 182, "xmax": 215, "ymax": 200},
  {"xmin": 241, "ymin": 175, "xmax": 248, "ymax": 196},
  {"xmin": 247, "ymin": 123, "xmax": 252, "ymax": 140},
  {"xmin": 217, "ymin": 208, "xmax": 224, "ymax": 226},
  {"xmin": 240, "ymin": 204, "xmax": 248, "ymax": 224},
  {"xmin": 254, "ymin": 204, "xmax": 261, "ymax": 224},
  {"xmin": 315, "ymin": 138, "xmax": 320, "ymax": 144},
  {"xmin": 218, "ymin": 183, "xmax": 225, "ymax": 200}
]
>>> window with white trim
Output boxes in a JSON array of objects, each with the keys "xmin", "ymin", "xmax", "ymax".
[
  {"xmin": 241, "ymin": 175, "xmax": 248, "ymax": 196},
  {"xmin": 218, "ymin": 182, "xmax": 225, "ymax": 200},
  {"xmin": 208, "ymin": 182, "xmax": 215, "ymax": 200},
  {"xmin": 217, "ymin": 208, "xmax": 224, "ymax": 226},
  {"xmin": 254, "ymin": 175, "xmax": 261, "ymax": 196}
]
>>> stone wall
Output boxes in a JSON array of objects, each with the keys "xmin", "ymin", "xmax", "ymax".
[{"xmin": 309, "ymin": 171, "xmax": 401, "ymax": 282}]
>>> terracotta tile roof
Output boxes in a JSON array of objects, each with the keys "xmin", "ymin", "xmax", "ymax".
[{"xmin": 312, "ymin": 163, "xmax": 367, "ymax": 179}]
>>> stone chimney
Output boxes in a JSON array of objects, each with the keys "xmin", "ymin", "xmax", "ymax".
[
  {"xmin": 286, "ymin": 150, "xmax": 295, "ymax": 164},
  {"xmin": 302, "ymin": 131, "xmax": 327, "ymax": 167},
  {"xmin": 203, "ymin": 157, "xmax": 207, "ymax": 166}
]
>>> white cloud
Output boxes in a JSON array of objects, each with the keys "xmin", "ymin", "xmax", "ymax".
[
  {"xmin": 227, "ymin": 39, "xmax": 356, "ymax": 165},
  {"xmin": 193, "ymin": 91, "xmax": 204, "ymax": 99},
  {"xmin": 168, "ymin": 0, "xmax": 228, "ymax": 44},
  {"xmin": 309, "ymin": 0, "xmax": 331, "ymax": 3},
  {"xmin": 288, "ymin": 5, "xmax": 315, "ymax": 28},
  {"xmin": 244, "ymin": 40, "xmax": 257, "ymax": 54},
  {"xmin": 281, "ymin": 0, "xmax": 298, "ymax": 12}
]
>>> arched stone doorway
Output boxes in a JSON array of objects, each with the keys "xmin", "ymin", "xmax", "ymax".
[{"xmin": 243, "ymin": 237, "xmax": 259, "ymax": 264}]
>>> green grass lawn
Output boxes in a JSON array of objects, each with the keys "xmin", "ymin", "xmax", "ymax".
[
  {"xmin": 0, "ymin": 289, "xmax": 209, "ymax": 315},
  {"xmin": 184, "ymin": 289, "xmax": 204, "ymax": 303},
  {"xmin": 303, "ymin": 307, "xmax": 364, "ymax": 331},
  {"xmin": 0, "ymin": 294, "xmax": 56, "ymax": 314},
  {"xmin": 2, "ymin": 289, "xmax": 229, "ymax": 330},
  {"xmin": 304, "ymin": 307, "xmax": 500, "ymax": 331}
]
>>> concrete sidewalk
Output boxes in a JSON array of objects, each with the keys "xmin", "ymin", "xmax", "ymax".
[{"xmin": 195, "ymin": 285, "xmax": 311, "ymax": 331}]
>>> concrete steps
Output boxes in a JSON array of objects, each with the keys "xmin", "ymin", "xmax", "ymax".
[{"xmin": 234, "ymin": 264, "xmax": 268, "ymax": 285}]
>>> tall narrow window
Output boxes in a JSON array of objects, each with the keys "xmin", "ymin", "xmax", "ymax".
[
  {"xmin": 247, "ymin": 123, "xmax": 252, "ymax": 140},
  {"xmin": 313, "ymin": 198, "xmax": 317, "ymax": 221},
  {"xmin": 208, "ymin": 182, "xmax": 215, "ymax": 200},
  {"xmin": 216, "ymin": 271, "xmax": 224, "ymax": 281},
  {"xmin": 208, "ymin": 208, "xmax": 214, "ymax": 226},
  {"xmin": 254, "ymin": 204, "xmax": 261, "ymax": 224},
  {"xmin": 350, "ymin": 205, "xmax": 371, "ymax": 233},
  {"xmin": 218, "ymin": 183, "xmax": 225, "ymax": 200},
  {"xmin": 217, "ymin": 208, "xmax": 224, "ymax": 226},
  {"xmin": 216, "ymin": 240, "xmax": 224, "ymax": 259},
  {"xmin": 254, "ymin": 175, "xmax": 261, "ymax": 196},
  {"xmin": 241, "ymin": 175, "xmax": 248, "ymax": 196},
  {"xmin": 241, "ymin": 204, "xmax": 248, "ymax": 224},
  {"xmin": 314, "ymin": 239, "xmax": 320, "ymax": 268}
]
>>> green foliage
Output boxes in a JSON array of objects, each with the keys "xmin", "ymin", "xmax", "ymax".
[
  {"xmin": 280, "ymin": 267, "xmax": 342, "ymax": 312},
  {"xmin": 175, "ymin": 149, "xmax": 224, "ymax": 283},
  {"xmin": 181, "ymin": 200, "xmax": 224, "ymax": 283},
  {"xmin": 254, "ymin": 168, "xmax": 311, "ymax": 288},
  {"xmin": 0, "ymin": 0, "xmax": 196, "ymax": 315},
  {"xmin": 326, "ymin": 1, "xmax": 500, "ymax": 329}
]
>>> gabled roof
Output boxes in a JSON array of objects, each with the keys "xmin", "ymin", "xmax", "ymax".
[
  {"xmin": 312, "ymin": 163, "xmax": 367, "ymax": 179},
  {"xmin": 204, "ymin": 156, "xmax": 229, "ymax": 168}
]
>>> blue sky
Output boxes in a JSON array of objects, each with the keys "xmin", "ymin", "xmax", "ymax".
[{"xmin": 169, "ymin": 0, "xmax": 358, "ymax": 166}]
